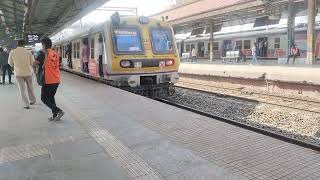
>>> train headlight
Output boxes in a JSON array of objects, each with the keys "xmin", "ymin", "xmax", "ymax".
[
  {"xmin": 128, "ymin": 76, "xmax": 139, "ymax": 87},
  {"xmin": 165, "ymin": 59, "xmax": 174, "ymax": 66},
  {"xmin": 120, "ymin": 60, "xmax": 132, "ymax": 68}
]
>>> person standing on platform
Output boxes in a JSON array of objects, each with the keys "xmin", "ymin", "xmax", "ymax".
[
  {"xmin": 8, "ymin": 40, "xmax": 36, "ymax": 109},
  {"xmin": 98, "ymin": 37, "xmax": 104, "ymax": 77},
  {"xmin": 0, "ymin": 48, "xmax": 12, "ymax": 84},
  {"xmin": 251, "ymin": 42, "xmax": 258, "ymax": 65},
  {"xmin": 40, "ymin": 37, "xmax": 65, "ymax": 121},
  {"xmin": 258, "ymin": 40, "xmax": 263, "ymax": 57},
  {"xmin": 81, "ymin": 38, "xmax": 90, "ymax": 73},
  {"xmin": 66, "ymin": 42, "xmax": 72, "ymax": 69},
  {"xmin": 191, "ymin": 47, "xmax": 197, "ymax": 63},
  {"xmin": 286, "ymin": 44, "xmax": 299, "ymax": 64},
  {"xmin": 263, "ymin": 40, "xmax": 268, "ymax": 57}
]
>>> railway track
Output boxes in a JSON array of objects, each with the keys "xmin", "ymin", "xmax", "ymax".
[
  {"xmin": 177, "ymin": 79, "xmax": 320, "ymax": 114},
  {"xmin": 157, "ymin": 98, "xmax": 320, "ymax": 152}
]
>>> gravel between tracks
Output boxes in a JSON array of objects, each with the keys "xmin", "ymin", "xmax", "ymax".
[{"xmin": 166, "ymin": 87, "xmax": 320, "ymax": 145}]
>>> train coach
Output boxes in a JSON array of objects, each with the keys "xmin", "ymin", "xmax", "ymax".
[
  {"xmin": 55, "ymin": 13, "xmax": 180, "ymax": 97},
  {"xmin": 176, "ymin": 27, "xmax": 320, "ymax": 60}
]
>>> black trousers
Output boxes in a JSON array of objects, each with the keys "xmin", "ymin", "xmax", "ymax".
[
  {"xmin": 41, "ymin": 84, "xmax": 61, "ymax": 116},
  {"xmin": 286, "ymin": 55, "xmax": 296, "ymax": 64},
  {"xmin": 83, "ymin": 62, "xmax": 89, "ymax": 73},
  {"xmin": 67, "ymin": 56, "xmax": 73, "ymax": 69},
  {"xmin": 2, "ymin": 64, "xmax": 12, "ymax": 83},
  {"xmin": 98, "ymin": 55, "xmax": 104, "ymax": 77}
]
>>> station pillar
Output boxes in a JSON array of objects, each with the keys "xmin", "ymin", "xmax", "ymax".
[
  {"xmin": 287, "ymin": 0, "xmax": 295, "ymax": 54},
  {"xmin": 306, "ymin": 0, "xmax": 316, "ymax": 64},
  {"xmin": 209, "ymin": 20, "xmax": 214, "ymax": 61}
]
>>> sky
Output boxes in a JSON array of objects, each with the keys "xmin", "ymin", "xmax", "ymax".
[
  {"xmin": 106, "ymin": 0, "xmax": 174, "ymax": 16},
  {"xmin": 51, "ymin": 0, "xmax": 174, "ymax": 41}
]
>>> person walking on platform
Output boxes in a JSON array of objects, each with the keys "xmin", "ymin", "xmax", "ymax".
[
  {"xmin": 286, "ymin": 44, "xmax": 299, "ymax": 64},
  {"xmin": 251, "ymin": 42, "xmax": 258, "ymax": 65},
  {"xmin": 40, "ymin": 37, "xmax": 65, "ymax": 121},
  {"xmin": 8, "ymin": 40, "xmax": 36, "ymax": 109},
  {"xmin": 191, "ymin": 47, "xmax": 197, "ymax": 63},
  {"xmin": 0, "ymin": 48, "xmax": 12, "ymax": 84}
]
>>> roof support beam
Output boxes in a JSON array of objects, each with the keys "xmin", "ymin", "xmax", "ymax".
[
  {"xmin": 0, "ymin": 3, "xmax": 25, "ymax": 14},
  {"xmin": 0, "ymin": 8, "xmax": 24, "ymax": 18}
]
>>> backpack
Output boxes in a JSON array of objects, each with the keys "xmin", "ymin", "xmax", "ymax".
[
  {"xmin": 36, "ymin": 67, "xmax": 45, "ymax": 86},
  {"xmin": 35, "ymin": 51, "xmax": 45, "ymax": 86}
]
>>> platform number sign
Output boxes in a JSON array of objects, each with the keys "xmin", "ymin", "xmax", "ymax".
[{"xmin": 26, "ymin": 34, "xmax": 40, "ymax": 44}]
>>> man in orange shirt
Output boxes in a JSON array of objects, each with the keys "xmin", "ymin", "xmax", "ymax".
[{"xmin": 40, "ymin": 37, "xmax": 64, "ymax": 121}]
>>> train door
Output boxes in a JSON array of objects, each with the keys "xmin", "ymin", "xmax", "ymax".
[
  {"xmin": 197, "ymin": 42, "xmax": 205, "ymax": 57},
  {"xmin": 257, "ymin": 37, "xmax": 268, "ymax": 57}
]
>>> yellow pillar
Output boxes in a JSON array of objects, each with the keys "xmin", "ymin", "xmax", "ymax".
[{"xmin": 306, "ymin": 0, "xmax": 316, "ymax": 64}]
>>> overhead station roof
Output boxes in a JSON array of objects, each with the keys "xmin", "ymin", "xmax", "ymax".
[
  {"xmin": 151, "ymin": 0, "xmax": 244, "ymax": 22},
  {"xmin": 0, "ymin": 0, "xmax": 109, "ymax": 44},
  {"xmin": 150, "ymin": 0, "xmax": 299, "ymax": 27},
  {"xmin": 0, "ymin": 0, "xmax": 25, "ymax": 43}
]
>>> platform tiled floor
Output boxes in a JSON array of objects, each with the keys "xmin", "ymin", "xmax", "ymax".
[{"xmin": 0, "ymin": 72, "xmax": 319, "ymax": 180}]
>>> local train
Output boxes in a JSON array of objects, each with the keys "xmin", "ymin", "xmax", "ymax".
[
  {"xmin": 176, "ymin": 26, "xmax": 320, "ymax": 59},
  {"xmin": 54, "ymin": 13, "xmax": 180, "ymax": 96}
]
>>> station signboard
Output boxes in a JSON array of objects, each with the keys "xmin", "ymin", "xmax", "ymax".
[{"xmin": 26, "ymin": 34, "xmax": 40, "ymax": 44}]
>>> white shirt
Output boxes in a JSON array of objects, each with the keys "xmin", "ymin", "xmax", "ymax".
[
  {"xmin": 191, "ymin": 48, "xmax": 196, "ymax": 57},
  {"xmin": 251, "ymin": 46, "xmax": 256, "ymax": 56},
  {"xmin": 8, "ymin": 47, "xmax": 35, "ymax": 76}
]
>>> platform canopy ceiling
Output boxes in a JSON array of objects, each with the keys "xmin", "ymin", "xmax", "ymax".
[{"xmin": 0, "ymin": 0, "xmax": 109, "ymax": 44}]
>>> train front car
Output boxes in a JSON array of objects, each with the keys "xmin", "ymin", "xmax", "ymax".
[{"xmin": 105, "ymin": 15, "xmax": 180, "ymax": 97}]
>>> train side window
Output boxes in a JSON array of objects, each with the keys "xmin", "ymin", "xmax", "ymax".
[
  {"xmin": 64, "ymin": 45, "xmax": 67, "ymax": 58},
  {"xmin": 90, "ymin": 38, "xmax": 95, "ymax": 59},
  {"xmin": 235, "ymin": 40, "xmax": 242, "ymax": 50},
  {"xmin": 63, "ymin": 45, "xmax": 66, "ymax": 58},
  {"xmin": 186, "ymin": 44, "xmax": 191, "ymax": 52},
  {"xmin": 274, "ymin": 38, "xmax": 280, "ymax": 49},
  {"xmin": 213, "ymin": 42, "xmax": 219, "ymax": 51},
  {"xmin": 73, "ymin": 43, "xmax": 76, "ymax": 59},
  {"xmin": 73, "ymin": 42, "xmax": 80, "ymax": 59},
  {"xmin": 244, "ymin": 40, "xmax": 251, "ymax": 49}
]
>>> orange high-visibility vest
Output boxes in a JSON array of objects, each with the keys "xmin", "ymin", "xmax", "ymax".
[{"xmin": 44, "ymin": 49, "xmax": 60, "ymax": 84}]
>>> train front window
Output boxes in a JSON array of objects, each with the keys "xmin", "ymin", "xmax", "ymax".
[
  {"xmin": 113, "ymin": 27, "xmax": 143, "ymax": 54},
  {"xmin": 150, "ymin": 28, "xmax": 174, "ymax": 54}
]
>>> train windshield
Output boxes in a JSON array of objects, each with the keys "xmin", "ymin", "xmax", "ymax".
[
  {"xmin": 113, "ymin": 27, "xmax": 143, "ymax": 54},
  {"xmin": 150, "ymin": 28, "xmax": 174, "ymax": 54}
]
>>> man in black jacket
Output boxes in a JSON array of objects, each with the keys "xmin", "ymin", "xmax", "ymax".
[{"xmin": 0, "ymin": 48, "xmax": 12, "ymax": 84}]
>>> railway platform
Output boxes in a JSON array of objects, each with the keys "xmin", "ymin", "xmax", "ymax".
[
  {"xmin": 179, "ymin": 62, "xmax": 320, "ymax": 85},
  {"xmin": 0, "ymin": 72, "xmax": 320, "ymax": 180}
]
